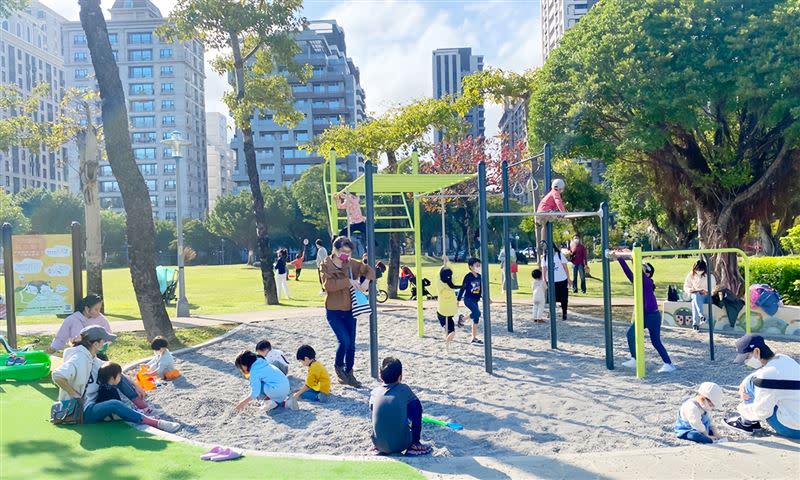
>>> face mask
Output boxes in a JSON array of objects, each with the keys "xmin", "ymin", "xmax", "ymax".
[
  {"xmin": 745, "ymin": 356, "xmax": 762, "ymax": 369},
  {"xmin": 338, "ymin": 253, "xmax": 350, "ymax": 262}
]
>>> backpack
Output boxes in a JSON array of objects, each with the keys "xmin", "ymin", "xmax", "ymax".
[
  {"xmin": 667, "ymin": 285, "xmax": 679, "ymax": 302},
  {"xmin": 399, "ymin": 276, "xmax": 409, "ymax": 291},
  {"xmin": 749, "ymin": 284, "xmax": 781, "ymax": 316}
]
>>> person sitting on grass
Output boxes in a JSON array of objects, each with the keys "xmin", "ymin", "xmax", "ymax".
[
  {"xmin": 47, "ymin": 294, "xmax": 110, "ymax": 356},
  {"xmin": 435, "ymin": 265, "xmax": 461, "ymax": 351},
  {"xmin": 457, "ymin": 258, "xmax": 483, "ymax": 344},
  {"xmin": 369, "ymin": 357, "xmax": 432, "ymax": 456},
  {"xmin": 256, "ymin": 339, "xmax": 290, "ymax": 375},
  {"xmin": 143, "ymin": 336, "xmax": 181, "ymax": 380},
  {"xmin": 233, "ymin": 350, "xmax": 297, "ymax": 414},
  {"xmin": 611, "ymin": 253, "xmax": 675, "ymax": 373},
  {"xmin": 51, "ymin": 326, "xmax": 180, "ymax": 432},
  {"xmin": 674, "ymin": 382, "xmax": 723, "ymax": 444},
  {"xmin": 95, "ymin": 362, "xmax": 123, "ymax": 404},
  {"xmin": 292, "ymin": 345, "xmax": 331, "ymax": 403}
]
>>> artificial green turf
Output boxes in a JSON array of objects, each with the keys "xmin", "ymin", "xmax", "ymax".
[
  {"xmin": 3, "ymin": 256, "xmax": 697, "ymax": 325},
  {"xmin": 0, "ymin": 382, "xmax": 423, "ymax": 480}
]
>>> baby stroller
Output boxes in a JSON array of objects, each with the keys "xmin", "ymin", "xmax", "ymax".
[
  {"xmin": 156, "ymin": 265, "xmax": 178, "ymax": 304},
  {"xmin": 410, "ymin": 277, "xmax": 436, "ymax": 301}
]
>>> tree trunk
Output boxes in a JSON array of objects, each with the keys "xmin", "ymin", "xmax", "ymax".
[
  {"xmin": 697, "ymin": 206, "xmax": 749, "ymax": 296},
  {"xmin": 79, "ymin": 0, "xmax": 174, "ymax": 340},
  {"xmin": 758, "ymin": 220, "xmax": 782, "ymax": 256},
  {"xmin": 77, "ymin": 119, "xmax": 103, "ymax": 303},
  {"xmin": 384, "ymin": 150, "xmax": 401, "ymax": 298},
  {"xmin": 230, "ymin": 35, "xmax": 277, "ymax": 304}
]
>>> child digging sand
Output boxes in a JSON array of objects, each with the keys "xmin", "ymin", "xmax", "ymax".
[
  {"xmin": 369, "ymin": 357, "xmax": 432, "ymax": 456},
  {"xmin": 532, "ymin": 269, "xmax": 546, "ymax": 323},
  {"xmin": 292, "ymin": 345, "xmax": 331, "ymax": 403},
  {"xmin": 234, "ymin": 350, "xmax": 297, "ymax": 413},
  {"xmin": 457, "ymin": 258, "xmax": 483, "ymax": 345},
  {"xmin": 143, "ymin": 336, "xmax": 181, "ymax": 380},
  {"xmin": 256, "ymin": 339, "xmax": 290, "ymax": 375},
  {"xmin": 674, "ymin": 382, "xmax": 724, "ymax": 444},
  {"xmin": 436, "ymin": 265, "xmax": 461, "ymax": 350}
]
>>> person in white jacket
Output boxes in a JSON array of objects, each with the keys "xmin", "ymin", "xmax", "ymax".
[
  {"xmin": 683, "ymin": 259, "xmax": 716, "ymax": 331},
  {"xmin": 726, "ymin": 335, "xmax": 800, "ymax": 439},
  {"xmin": 51, "ymin": 326, "xmax": 180, "ymax": 432}
]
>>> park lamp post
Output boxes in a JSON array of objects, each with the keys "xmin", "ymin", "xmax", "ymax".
[{"xmin": 161, "ymin": 130, "xmax": 192, "ymax": 317}]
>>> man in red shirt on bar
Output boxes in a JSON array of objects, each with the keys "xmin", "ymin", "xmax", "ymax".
[{"xmin": 570, "ymin": 235, "xmax": 588, "ymax": 294}]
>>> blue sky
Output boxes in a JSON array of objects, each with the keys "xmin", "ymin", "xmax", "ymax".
[{"xmin": 42, "ymin": 0, "xmax": 542, "ymax": 138}]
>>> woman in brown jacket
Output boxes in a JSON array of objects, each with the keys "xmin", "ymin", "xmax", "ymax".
[{"xmin": 320, "ymin": 236, "xmax": 376, "ymax": 388}]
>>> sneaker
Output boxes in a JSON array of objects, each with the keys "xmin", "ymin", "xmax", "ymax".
[
  {"xmin": 621, "ymin": 358, "xmax": 637, "ymax": 368},
  {"xmin": 405, "ymin": 442, "xmax": 433, "ymax": 456},
  {"xmin": 136, "ymin": 406, "xmax": 164, "ymax": 417},
  {"xmin": 471, "ymin": 338, "xmax": 483, "ymax": 345},
  {"xmin": 260, "ymin": 400, "xmax": 279, "ymax": 413},
  {"xmin": 345, "ymin": 370, "xmax": 362, "ymax": 388},
  {"xmin": 699, "ymin": 315, "xmax": 706, "ymax": 324},
  {"xmin": 334, "ymin": 366, "xmax": 347, "ymax": 384},
  {"xmin": 692, "ymin": 325, "xmax": 700, "ymax": 332},
  {"xmin": 725, "ymin": 416, "xmax": 762, "ymax": 433},
  {"xmin": 457, "ymin": 314, "xmax": 465, "ymax": 328},
  {"xmin": 657, "ymin": 363, "xmax": 676, "ymax": 373},
  {"xmin": 156, "ymin": 419, "xmax": 181, "ymax": 433},
  {"xmin": 284, "ymin": 395, "xmax": 299, "ymax": 410}
]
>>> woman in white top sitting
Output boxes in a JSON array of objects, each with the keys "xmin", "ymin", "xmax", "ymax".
[{"xmin": 683, "ymin": 259, "xmax": 716, "ymax": 331}]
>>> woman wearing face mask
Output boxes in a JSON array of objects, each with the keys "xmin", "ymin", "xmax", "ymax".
[
  {"xmin": 726, "ymin": 335, "xmax": 800, "ymax": 439},
  {"xmin": 611, "ymin": 253, "xmax": 675, "ymax": 373},
  {"xmin": 319, "ymin": 236, "xmax": 376, "ymax": 388},
  {"xmin": 47, "ymin": 294, "xmax": 111, "ymax": 354}
]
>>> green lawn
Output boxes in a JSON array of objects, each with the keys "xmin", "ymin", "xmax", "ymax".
[
  {"xmin": 3, "ymin": 256, "xmax": 697, "ymax": 325},
  {"xmin": 0, "ymin": 381, "xmax": 422, "ymax": 480}
]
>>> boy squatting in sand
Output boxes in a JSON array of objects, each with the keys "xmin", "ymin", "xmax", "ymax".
[
  {"xmin": 292, "ymin": 344, "xmax": 331, "ymax": 402},
  {"xmin": 256, "ymin": 339, "xmax": 290, "ymax": 375},
  {"xmin": 234, "ymin": 350, "xmax": 298, "ymax": 413}
]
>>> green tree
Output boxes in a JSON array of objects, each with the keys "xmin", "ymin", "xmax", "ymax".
[
  {"xmin": 182, "ymin": 219, "xmax": 222, "ymax": 263},
  {"xmin": 780, "ymin": 223, "xmax": 800, "ymax": 254},
  {"xmin": 80, "ymin": 0, "xmax": 175, "ymax": 340},
  {"xmin": 100, "ymin": 210, "xmax": 127, "ymax": 266},
  {"xmin": 529, "ymin": 0, "xmax": 800, "ymax": 293},
  {"xmin": 154, "ymin": 219, "xmax": 177, "ymax": 261},
  {"xmin": 553, "ymin": 159, "xmax": 607, "ymax": 240},
  {"xmin": 14, "ymin": 188, "xmax": 52, "ymax": 219},
  {"xmin": 159, "ymin": 0, "xmax": 307, "ymax": 305},
  {"xmin": 0, "ymin": 190, "xmax": 30, "ymax": 233},
  {"xmin": 206, "ymin": 190, "xmax": 258, "ymax": 264},
  {"xmin": 29, "ymin": 189, "xmax": 85, "ymax": 234},
  {"xmin": 291, "ymin": 164, "xmax": 349, "ymax": 234}
]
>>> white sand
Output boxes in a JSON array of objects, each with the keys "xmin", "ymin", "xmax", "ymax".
[{"xmin": 144, "ymin": 307, "xmax": 800, "ymax": 462}]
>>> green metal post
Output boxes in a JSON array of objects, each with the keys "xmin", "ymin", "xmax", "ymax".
[
  {"xmin": 501, "ymin": 160, "xmax": 513, "ymax": 332},
  {"xmin": 328, "ymin": 149, "xmax": 338, "ymax": 238},
  {"xmin": 2, "ymin": 223, "xmax": 16, "ymax": 348},
  {"xmin": 705, "ymin": 254, "xmax": 715, "ymax": 361},
  {"xmin": 478, "ymin": 161, "xmax": 493, "ymax": 374},
  {"xmin": 412, "ymin": 151, "xmax": 424, "ymax": 337},
  {"xmin": 600, "ymin": 202, "xmax": 613, "ymax": 370},
  {"xmin": 365, "ymin": 161, "xmax": 379, "ymax": 379},
  {"xmin": 543, "ymin": 144, "xmax": 557, "ymax": 349},
  {"xmin": 633, "ymin": 246, "xmax": 646, "ymax": 379}
]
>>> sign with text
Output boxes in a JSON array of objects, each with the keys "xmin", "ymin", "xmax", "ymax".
[{"xmin": 12, "ymin": 234, "xmax": 74, "ymax": 316}]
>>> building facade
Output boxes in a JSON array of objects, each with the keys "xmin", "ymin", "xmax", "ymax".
[
  {"xmin": 541, "ymin": 0, "xmax": 599, "ymax": 60},
  {"xmin": 205, "ymin": 112, "xmax": 233, "ymax": 211},
  {"xmin": 431, "ymin": 47, "xmax": 485, "ymax": 143},
  {"xmin": 0, "ymin": 1, "xmax": 69, "ymax": 194},
  {"xmin": 498, "ymin": 100, "xmax": 527, "ymax": 149},
  {"xmin": 231, "ymin": 20, "xmax": 366, "ymax": 190},
  {"xmin": 62, "ymin": 0, "xmax": 207, "ymax": 220}
]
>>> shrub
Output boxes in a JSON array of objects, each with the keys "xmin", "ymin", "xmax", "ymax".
[{"xmin": 747, "ymin": 256, "xmax": 800, "ymax": 305}]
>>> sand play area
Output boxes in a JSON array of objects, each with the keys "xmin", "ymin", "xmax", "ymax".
[{"xmin": 144, "ymin": 306, "xmax": 800, "ymax": 462}]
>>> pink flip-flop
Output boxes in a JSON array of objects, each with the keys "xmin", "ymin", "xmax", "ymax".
[
  {"xmin": 200, "ymin": 446, "xmax": 226, "ymax": 460},
  {"xmin": 210, "ymin": 449, "xmax": 243, "ymax": 462}
]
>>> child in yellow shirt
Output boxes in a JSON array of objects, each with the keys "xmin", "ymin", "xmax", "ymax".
[
  {"xmin": 436, "ymin": 265, "xmax": 461, "ymax": 350},
  {"xmin": 292, "ymin": 345, "xmax": 331, "ymax": 403}
]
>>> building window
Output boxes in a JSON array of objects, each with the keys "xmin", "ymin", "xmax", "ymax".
[
  {"xmin": 73, "ymin": 52, "xmax": 87, "ymax": 62},
  {"xmin": 100, "ymin": 181, "xmax": 119, "ymax": 192},
  {"xmin": 260, "ymin": 164, "xmax": 275, "ymax": 173},
  {"xmin": 132, "ymin": 131, "xmax": 156, "ymax": 144},
  {"xmin": 161, "ymin": 82, "xmax": 174, "ymax": 93},
  {"xmin": 102, "ymin": 196, "xmax": 123, "ymax": 209},
  {"xmin": 127, "ymin": 32, "xmax": 152, "ymax": 44},
  {"xmin": 283, "ymin": 164, "xmax": 311, "ymax": 175},
  {"xmin": 255, "ymin": 148, "xmax": 273, "ymax": 160},
  {"xmin": 99, "ymin": 165, "xmax": 113, "ymax": 176},
  {"xmin": 328, "ymin": 84, "xmax": 342, "ymax": 93},
  {"xmin": 162, "ymin": 131, "xmax": 173, "ymax": 140},
  {"xmin": 164, "ymin": 163, "xmax": 176, "ymax": 174},
  {"xmin": 295, "ymin": 131, "xmax": 309, "ymax": 142},
  {"xmin": 146, "ymin": 180, "xmax": 157, "ymax": 192},
  {"xmin": 112, "ymin": 50, "xmax": 119, "ymax": 61},
  {"xmin": 130, "ymin": 100, "xmax": 154, "ymax": 112},
  {"xmin": 138, "ymin": 163, "xmax": 157, "ymax": 174},
  {"xmin": 162, "ymin": 115, "xmax": 175, "ymax": 126},
  {"xmin": 281, "ymin": 147, "xmax": 307, "ymax": 159},
  {"xmin": 313, "ymin": 84, "xmax": 324, "ymax": 93},
  {"xmin": 159, "ymin": 48, "xmax": 172, "ymax": 59},
  {"xmin": 163, "ymin": 147, "xmax": 173, "ymax": 158},
  {"xmin": 73, "ymin": 34, "xmax": 86, "ymax": 45},
  {"xmin": 74, "ymin": 69, "xmax": 88, "ymax": 79},
  {"xmin": 164, "ymin": 179, "xmax": 176, "ymax": 190},
  {"xmin": 329, "ymin": 100, "xmax": 340, "ymax": 108},
  {"xmin": 160, "ymin": 66, "xmax": 173, "ymax": 76},
  {"xmin": 128, "ymin": 49, "xmax": 152, "ymax": 61},
  {"xmin": 165, "ymin": 211, "xmax": 177, "ymax": 221},
  {"xmin": 129, "ymin": 83, "xmax": 154, "ymax": 95},
  {"xmin": 108, "ymin": 33, "xmax": 118, "ymax": 44},
  {"xmin": 133, "ymin": 148, "xmax": 156, "ymax": 160},
  {"xmin": 131, "ymin": 116, "xmax": 155, "ymax": 128},
  {"xmin": 292, "ymin": 84, "xmax": 309, "ymax": 93},
  {"xmin": 161, "ymin": 99, "xmax": 175, "ymax": 110},
  {"xmin": 149, "ymin": 195, "xmax": 158, "ymax": 207},
  {"xmin": 164, "ymin": 195, "xmax": 176, "ymax": 207},
  {"xmin": 129, "ymin": 66, "xmax": 153, "ymax": 78}
]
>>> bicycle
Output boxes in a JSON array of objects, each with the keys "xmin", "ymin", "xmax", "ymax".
[{"xmin": 376, "ymin": 289, "xmax": 388, "ymax": 303}]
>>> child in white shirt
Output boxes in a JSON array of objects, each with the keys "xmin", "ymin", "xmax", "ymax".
[
  {"xmin": 256, "ymin": 339, "xmax": 289, "ymax": 375},
  {"xmin": 144, "ymin": 336, "xmax": 180, "ymax": 380},
  {"xmin": 674, "ymin": 382, "xmax": 723, "ymax": 443},
  {"xmin": 532, "ymin": 269, "xmax": 546, "ymax": 323}
]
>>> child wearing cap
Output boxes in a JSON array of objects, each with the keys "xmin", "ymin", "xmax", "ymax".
[{"xmin": 674, "ymin": 382, "xmax": 723, "ymax": 444}]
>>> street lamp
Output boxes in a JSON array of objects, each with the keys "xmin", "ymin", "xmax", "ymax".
[
  {"xmin": 514, "ymin": 234, "xmax": 520, "ymax": 250},
  {"xmin": 161, "ymin": 130, "xmax": 192, "ymax": 317}
]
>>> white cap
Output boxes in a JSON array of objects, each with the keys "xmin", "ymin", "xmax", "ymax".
[
  {"xmin": 552, "ymin": 178, "xmax": 565, "ymax": 191},
  {"xmin": 697, "ymin": 382, "xmax": 722, "ymax": 407}
]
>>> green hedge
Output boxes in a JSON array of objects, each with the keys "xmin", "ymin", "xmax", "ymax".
[{"xmin": 748, "ymin": 256, "xmax": 800, "ymax": 305}]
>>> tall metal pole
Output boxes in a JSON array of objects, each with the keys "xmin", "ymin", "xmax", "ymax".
[
  {"xmin": 71, "ymin": 221, "xmax": 84, "ymax": 305},
  {"xmin": 543, "ymin": 144, "xmax": 557, "ymax": 349},
  {"xmin": 478, "ymin": 162, "xmax": 493, "ymax": 374},
  {"xmin": 440, "ymin": 191, "xmax": 446, "ymax": 258},
  {"xmin": 365, "ymin": 161, "xmax": 379, "ymax": 379},
  {"xmin": 633, "ymin": 245, "xmax": 646, "ymax": 379},
  {"xmin": 2, "ymin": 223, "xmax": 17, "ymax": 348},
  {"xmin": 328, "ymin": 149, "xmax": 338, "ymax": 239},
  {"xmin": 705, "ymin": 253, "xmax": 715, "ymax": 361},
  {"xmin": 412, "ymin": 151, "xmax": 424, "ymax": 337},
  {"xmin": 175, "ymin": 152, "xmax": 189, "ymax": 317},
  {"xmin": 600, "ymin": 202, "xmax": 613, "ymax": 369},
  {"xmin": 501, "ymin": 160, "xmax": 513, "ymax": 332}
]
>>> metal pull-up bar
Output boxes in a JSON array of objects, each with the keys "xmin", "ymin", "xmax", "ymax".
[{"xmin": 486, "ymin": 209, "xmax": 603, "ymax": 219}]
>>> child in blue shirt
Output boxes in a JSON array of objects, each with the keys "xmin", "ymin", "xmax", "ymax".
[
  {"xmin": 233, "ymin": 350, "xmax": 297, "ymax": 413},
  {"xmin": 457, "ymin": 258, "xmax": 483, "ymax": 345}
]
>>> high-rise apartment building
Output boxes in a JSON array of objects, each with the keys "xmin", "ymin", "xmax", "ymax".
[
  {"xmin": 0, "ymin": 1, "xmax": 69, "ymax": 194},
  {"xmin": 205, "ymin": 112, "xmax": 233, "ymax": 211},
  {"xmin": 62, "ymin": 0, "xmax": 208, "ymax": 220},
  {"xmin": 541, "ymin": 0, "xmax": 599, "ymax": 60},
  {"xmin": 231, "ymin": 20, "xmax": 366, "ymax": 190},
  {"xmin": 498, "ymin": 100, "xmax": 527, "ymax": 149},
  {"xmin": 431, "ymin": 48, "xmax": 484, "ymax": 143}
]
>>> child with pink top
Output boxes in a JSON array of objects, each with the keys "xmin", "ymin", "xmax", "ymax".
[
  {"xmin": 336, "ymin": 192, "xmax": 367, "ymax": 237},
  {"xmin": 536, "ymin": 179, "xmax": 567, "ymax": 247}
]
